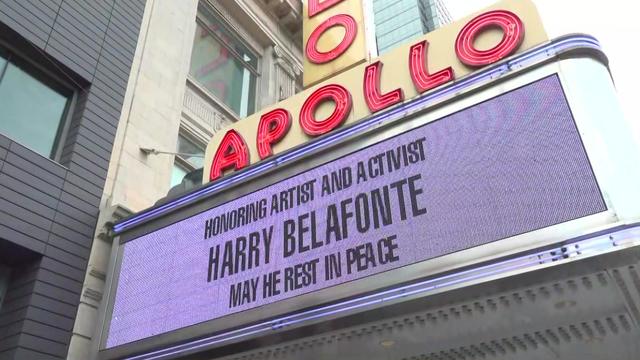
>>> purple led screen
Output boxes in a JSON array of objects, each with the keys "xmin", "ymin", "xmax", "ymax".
[{"xmin": 106, "ymin": 75, "xmax": 605, "ymax": 348}]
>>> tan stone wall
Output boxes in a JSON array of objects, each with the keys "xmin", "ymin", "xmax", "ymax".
[{"xmin": 67, "ymin": 1, "xmax": 303, "ymax": 359}]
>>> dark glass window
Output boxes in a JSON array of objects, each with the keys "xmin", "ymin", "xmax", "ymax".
[
  {"xmin": 0, "ymin": 47, "xmax": 72, "ymax": 159},
  {"xmin": 170, "ymin": 133, "xmax": 205, "ymax": 187},
  {"xmin": 189, "ymin": 4, "xmax": 258, "ymax": 118}
]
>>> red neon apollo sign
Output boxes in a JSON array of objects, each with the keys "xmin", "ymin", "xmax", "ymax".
[{"xmin": 209, "ymin": 6, "xmax": 525, "ymax": 181}]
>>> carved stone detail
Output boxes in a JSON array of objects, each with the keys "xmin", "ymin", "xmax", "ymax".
[
  {"xmin": 273, "ymin": 45, "xmax": 302, "ymax": 100},
  {"xmin": 207, "ymin": 0, "xmax": 262, "ymax": 53},
  {"xmin": 89, "ymin": 268, "xmax": 106, "ymax": 281},
  {"xmin": 183, "ymin": 84, "xmax": 234, "ymax": 134},
  {"xmin": 83, "ymin": 288, "xmax": 103, "ymax": 303}
]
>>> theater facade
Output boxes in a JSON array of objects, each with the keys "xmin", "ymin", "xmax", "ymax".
[{"xmin": 96, "ymin": 1, "xmax": 640, "ymax": 359}]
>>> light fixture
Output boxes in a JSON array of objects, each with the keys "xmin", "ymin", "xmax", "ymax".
[{"xmin": 139, "ymin": 147, "xmax": 204, "ymax": 158}]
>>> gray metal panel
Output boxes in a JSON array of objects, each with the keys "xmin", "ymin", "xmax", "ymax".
[
  {"xmin": 48, "ymin": 222, "xmax": 90, "ymax": 247},
  {"xmin": 0, "ymin": 0, "xmax": 53, "ymax": 39},
  {"xmin": 43, "ymin": 244, "xmax": 87, "ymax": 271},
  {"xmin": 16, "ymin": 335, "xmax": 67, "ymax": 359},
  {"xmin": 93, "ymin": 71, "xmax": 128, "ymax": 96},
  {"xmin": 25, "ymin": 306, "xmax": 75, "ymax": 331},
  {"xmin": 0, "ymin": 198, "xmax": 53, "ymax": 232},
  {"xmin": 0, "ymin": 0, "xmax": 145, "ymax": 357},
  {"xmin": 32, "ymin": 281, "xmax": 78, "ymax": 306},
  {"xmin": 6, "ymin": 142, "xmax": 67, "ymax": 178},
  {"xmin": 82, "ymin": 104, "xmax": 121, "ymax": 132},
  {"xmin": 59, "ymin": 5, "xmax": 108, "ymax": 40},
  {"xmin": 73, "ymin": 124, "xmax": 118, "ymax": 155},
  {"xmin": 45, "ymin": 37, "xmax": 97, "ymax": 80},
  {"xmin": 0, "ymin": 8, "xmax": 48, "ymax": 49},
  {"xmin": 73, "ymin": 141, "xmax": 112, "ymax": 164},
  {"xmin": 59, "ymin": 187, "xmax": 100, "ymax": 214},
  {"xmin": 35, "ymin": 269, "xmax": 81, "ymax": 295},
  {"xmin": 64, "ymin": 173, "xmax": 104, "ymax": 200},
  {"xmin": 16, "ymin": 0, "xmax": 58, "ymax": 26},
  {"xmin": 10, "ymin": 348, "xmax": 59, "ymax": 360},
  {"xmin": 69, "ymin": 150, "xmax": 110, "ymax": 176},
  {"xmin": 20, "ymin": 320, "xmax": 70, "ymax": 345},
  {"xmin": 0, "ymin": 225, "xmax": 46, "ymax": 254},
  {"xmin": 46, "ymin": 234, "xmax": 91, "ymax": 259},
  {"xmin": 40, "ymin": 254, "xmax": 87, "ymax": 280},
  {"xmin": 94, "ymin": 61, "xmax": 130, "ymax": 86},
  {"xmin": 0, "ymin": 172, "xmax": 61, "ymax": 211}
]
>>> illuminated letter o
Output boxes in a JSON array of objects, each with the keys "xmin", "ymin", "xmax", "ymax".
[
  {"xmin": 305, "ymin": 14, "xmax": 358, "ymax": 64},
  {"xmin": 299, "ymin": 84, "xmax": 352, "ymax": 136},
  {"xmin": 455, "ymin": 10, "xmax": 525, "ymax": 67}
]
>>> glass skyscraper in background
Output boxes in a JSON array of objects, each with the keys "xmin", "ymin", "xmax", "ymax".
[{"xmin": 373, "ymin": 0, "xmax": 452, "ymax": 54}]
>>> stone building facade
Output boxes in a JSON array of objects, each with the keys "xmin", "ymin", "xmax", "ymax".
[{"xmin": 67, "ymin": 1, "xmax": 303, "ymax": 359}]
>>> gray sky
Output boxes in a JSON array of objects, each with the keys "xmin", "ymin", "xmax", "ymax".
[{"xmin": 446, "ymin": 0, "xmax": 640, "ymax": 141}]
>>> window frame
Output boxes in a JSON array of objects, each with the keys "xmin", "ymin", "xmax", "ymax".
[
  {"xmin": 0, "ymin": 41, "xmax": 77, "ymax": 162},
  {"xmin": 189, "ymin": 2, "xmax": 261, "ymax": 118},
  {"xmin": 171, "ymin": 130, "xmax": 206, "ymax": 187},
  {"xmin": 195, "ymin": 4, "xmax": 259, "ymax": 76}
]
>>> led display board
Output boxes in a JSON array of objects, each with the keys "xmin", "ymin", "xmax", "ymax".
[{"xmin": 105, "ymin": 75, "xmax": 605, "ymax": 348}]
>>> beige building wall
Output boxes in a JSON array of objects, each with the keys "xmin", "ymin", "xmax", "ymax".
[{"xmin": 67, "ymin": 1, "xmax": 303, "ymax": 359}]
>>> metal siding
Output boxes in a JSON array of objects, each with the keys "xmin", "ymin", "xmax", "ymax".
[
  {"xmin": 0, "ymin": 8, "xmax": 48, "ymax": 48},
  {"xmin": 0, "ymin": 0, "xmax": 53, "ymax": 40},
  {"xmin": 0, "ymin": 225, "xmax": 47, "ymax": 254},
  {"xmin": 0, "ymin": 173, "xmax": 61, "ymax": 212},
  {"xmin": 64, "ymin": 173, "xmax": 104, "ymax": 200},
  {"xmin": 20, "ymin": 320, "xmax": 70, "ymax": 346},
  {"xmin": 0, "ymin": 0, "xmax": 145, "ymax": 357},
  {"xmin": 0, "ymin": 198, "xmax": 53, "ymax": 232},
  {"xmin": 73, "ymin": 141, "xmax": 112, "ymax": 165},
  {"xmin": 45, "ymin": 234, "xmax": 91, "ymax": 260},
  {"xmin": 59, "ymin": 184, "xmax": 101, "ymax": 211},
  {"xmin": 32, "ymin": 282, "xmax": 77, "ymax": 306}
]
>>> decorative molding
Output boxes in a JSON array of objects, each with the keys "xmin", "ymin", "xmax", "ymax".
[
  {"xmin": 89, "ymin": 268, "xmax": 107, "ymax": 281},
  {"xmin": 273, "ymin": 45, "xmax": 302, "ymax": 100},
  {"xmin": 83, "ymin": 288, "xmax": 103, "ymax": 303},
  {"xmin": 96, "ymin": 204, "xmax": 134, "ymax": 243},
  {"xmin": 260, "ymin": 0, "xmax": 303, "ymax": 36},
  {"xmin": 183, "ymin": 81, "xmax": 235, "ymax": 135},
  {"xmin": 236, "ymin": 0, "xmax": 303, "ymax": 63},
  {"xmin": 274, "ymin": 45, "xmax": 302, "ymax": 76},
  {"xmin": 205, "ymin": 0, "xmax": 263, "ymax": 55}
]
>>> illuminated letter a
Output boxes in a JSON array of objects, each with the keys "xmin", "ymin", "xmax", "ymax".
[{"xmin": 209, "ymin": 130, "xmax": 249, "ymax": 181}]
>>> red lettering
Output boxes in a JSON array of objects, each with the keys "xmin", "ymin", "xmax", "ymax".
[
  {"xmin": 257, "ymin": 109, "xmax": 292, "ymax": 160},
  {"xmin": 308, "ymin": 0, "xmax": 344, "ymax": 18},
  {"xmin": 409, "ymin": 40, "xmax": 454, "ymax": 93},
  {"xmin": 299, "ymin": 84, "xmax": 352, "ymax": 136},
  {"xmin": 363, "ymin": 61, "xmax": 404, "ymax": 113},
  {"xmin": 209, "ymin": 130, "xmax": 249, "ymax": 181},
  {"xmin": 305, "ymin": 14, "xmax": 358, "ymax": 64},
  {"xmin": 455, "ymin": 10, "xmax": 525, "ymax": 67}
]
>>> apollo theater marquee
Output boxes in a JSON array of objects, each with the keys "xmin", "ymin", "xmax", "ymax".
[{"xmin": 97, "ymin": 1, "xmax": 640, "ymax": 359}]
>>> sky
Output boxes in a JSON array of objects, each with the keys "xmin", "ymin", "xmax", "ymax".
[{"xmin": 446, "ymin": 0, "xmax": 640, "ymax": 142}]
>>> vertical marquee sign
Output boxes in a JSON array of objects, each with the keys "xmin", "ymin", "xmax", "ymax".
[{"xmin": 303, "ymin": 0, "xmax": 369, "ymax": 87}]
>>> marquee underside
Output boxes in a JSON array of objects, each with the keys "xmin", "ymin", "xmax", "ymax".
[{"xmin": 208, "ymin": 240, "xmax": 640, "ymax": 360}]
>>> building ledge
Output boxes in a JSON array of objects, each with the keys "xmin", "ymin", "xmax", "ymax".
[{"xmin": 261, "ymin": 0, "xmax": 302, "ymax": 37}]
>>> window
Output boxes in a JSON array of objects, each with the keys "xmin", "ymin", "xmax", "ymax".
[
  {"xmin": 170, "ymin": 133, "xmax": 205, "ymax": 187},
  {"xmin": 0, "ymin": 46, "xmax": 72, "ymax": 159},
  {"xmin": 189, "ymin": 4, "xmax": 258, "ymax": 118}
]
